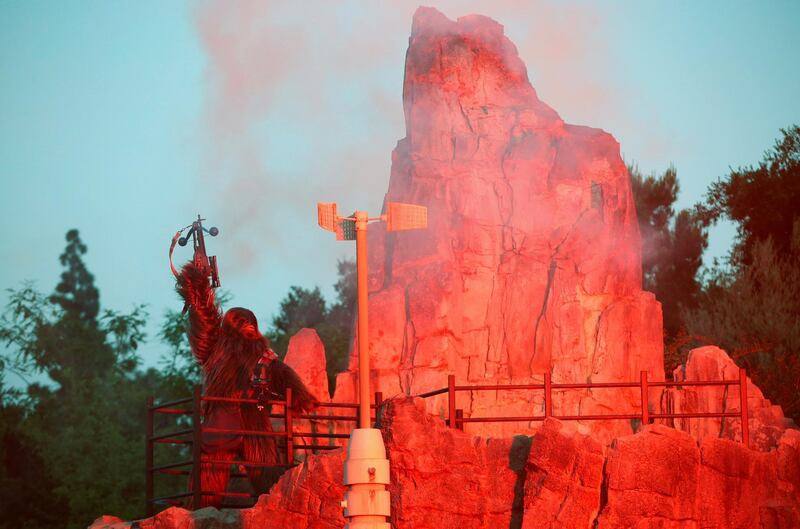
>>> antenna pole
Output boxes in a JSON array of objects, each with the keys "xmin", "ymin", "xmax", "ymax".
[{"xmin": 355, "ymin": 211, "xmax": 370, "ymax": 429}]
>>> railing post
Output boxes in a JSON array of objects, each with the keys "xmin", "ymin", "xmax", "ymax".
[
  {"xmin": 455, "ymin": 409, "xmax": 464, "ymax": 431},
  {"xmin": 739, "ymin": 367, "xmax": 750, "ymax": 449},
  {"xmin": 191, "ymin": 385, "xmax": 202, "ymax": 510},
  {"xmin": 374, "ymin": 391, "xmax": 383, "ymax": 427},
  {"xmin": 544, "ymin": 372, "xmax": 552, "ymax": 419},
  {"xmin": 285, "ymin": 387, "xmax": 294, "ymax": 465},
  {"xmin": 640, "ymin": 371, "xmax": 649, "ymax": 425},
  {"xmin": 145, "ymin": 396, "xmax": 154, "ymax": 517},
  {"xmin": 448, "ymin": 375, "xmax": 456, "ymax": 428}
]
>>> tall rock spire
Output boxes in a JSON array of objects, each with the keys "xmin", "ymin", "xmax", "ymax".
[{"xmin": 335, "ymin": 7, "xmax": 664, "ymax": 442}]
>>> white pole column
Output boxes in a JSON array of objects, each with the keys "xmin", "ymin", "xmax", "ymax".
[{"xmin": 341, "ymin": 211, "xmax": 390, "ymax": 529}]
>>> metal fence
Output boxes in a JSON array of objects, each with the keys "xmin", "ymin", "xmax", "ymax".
[
  {"xmin": 147, "ymin": 368, "xmax": 751, "ymax": 516},
  {"xmin": 145, "ymin": 386, "xmax": 382, "ymax": 516},
  {"xmin": 419, "ymin": 369, "xmax": 750, "ymax": 448}
]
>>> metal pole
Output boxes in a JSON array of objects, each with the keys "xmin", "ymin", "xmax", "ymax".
[
  {"xmin": 355, "ymin": 211, "xmax": 371, "ymax": 429},
  {"xmin": 640, "ymin": 371, "xmax": 649, "ymax": 425},
  {"xmin": 145, "ymin": 396, "xmax": 154, "ymax": 517},
  {"xmin": 544, "ymin": 372, "xmax": 552, "ymax": 418},
  {"xmin": 448, "ymin": 375, "xmax": 456, "ymax": 428},
  {"xmin": 739, "ymin": 367, "xmax": 750, "ymax": 449},
  {"xmin": 191, "ymin": 385, "xmax": 202, "ymax": 509}
]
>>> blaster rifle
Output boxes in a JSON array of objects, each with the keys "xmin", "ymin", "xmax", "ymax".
[{"xmin": 169, "ymin": 214, "xmax": 221, "ymax": 289}]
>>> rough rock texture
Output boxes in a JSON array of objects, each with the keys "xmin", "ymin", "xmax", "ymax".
[
  {"xmin": 521, "ymin": 419, "xmax": 605, "ymax": 528},
  {"xmin": 284, "ymin": 328, "xmax": 330, "ymax": 403},
  {"xmin": 239, "ymin": 450, "xmax": 346, "ymax": 529},
  {"xmin": 95, "ymin": 399, "xmax": 800, "ymax": 529},
  {"xmin": 381, "ymin": 397, "xmax": 518, "ymax": 528},
  {"xmin": 332, "ymin": 6, "xmax": 664, "ymax": 442},
  {"xmin": 283, "ymin": 328, "xmax": 342, "ymax": 457},
  {"xmin": 662, "ymin": 346, "xmax": 790, "ymax": 451},
  {"xmin": 89, "ymin": 451, "xmax": 346, "ymax": 529},
  {"xmin": 595, "ymin": 424, "xmax": 800, "ymax": 529}
]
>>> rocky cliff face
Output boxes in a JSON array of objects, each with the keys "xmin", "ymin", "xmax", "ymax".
[
  {"xmin": 330, "ymin": 7, "xmax": 664, "ymax": 443},
  {"xmin": 92, "ymin": 399, "xmax": 800, "ymax": 529}
]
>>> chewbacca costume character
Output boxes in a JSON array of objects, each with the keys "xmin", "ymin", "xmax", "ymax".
[{"xmin": 176, "ymin": 262, "xmax": 317, "ymax": 508}]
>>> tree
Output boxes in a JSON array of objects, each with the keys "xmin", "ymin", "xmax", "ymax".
[
  {"xmin": 686, "ymin": 125, "xmax": 800, "ymax": 422},
  {"xmin": 0, "ymin": 396, "xmax": 67, "ymax": 529},
  {"xmin": 269, "ymin": 286, "xmax": 327, "ymax": 358},
  {"xmin": 629, "ymin": 164, "xmax": 707, "ymax": 343},
  {"xmin": 50, "ymin": 229, "xmax": 100, "ymax": 322},
  {"xmin": 700, "ymin": 125, "xmax": 800, "ymax": 264},
  {"xmin": 684, "ymin": 230, "xmax": 800, "ymax": 422},
  {"xmin": 268, "ymin": 260, "xmax": 356, "ymax": 393},
  {"xmin": 319, "ymin": 260, "xmax": 356, "ymax": 391},
  {"xmin": 0, "ymin": 230, "xmax": 151, "ymax": 528}
]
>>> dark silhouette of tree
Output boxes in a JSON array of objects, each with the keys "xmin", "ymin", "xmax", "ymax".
[
  {"xmin": 270, "ymin": 286, "xmax": 328, "ymax": 358},
  {"xmin": 50, "ymin": 229, "xmax": 100, "ymax": 322},
  {"xmin": 687, "ymin": 125, "xmax": 800, "ymax": 422},
  {"xmin": 268, "ymin": 259, "xmax": 356, "ymax": 394},
  {"xmin": 319, "ymin": 259, "xmax": 356, "ymax": 391},
  {"xmin": 629, "ymin": 164, "xmax": 707, "ymax": 343},
  {"xmin": 0, "ymin": 230, "xmax": 151, "ymax": 528},
  {"xmin": 700, "ymin": 125, "xmax": 800, "ymax": 264}
]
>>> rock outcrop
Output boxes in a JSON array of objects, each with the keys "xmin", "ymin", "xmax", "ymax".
[
  {"xmin": 284, "ymin": 328, "xmax": 330, "ymax": 403},
  {"xmin": 332, "ymin": 6, "xmax": 664, "ymax": 442},
  {"xmin": 663, "ymin": 345, "xmax": 790, "ymax": 451},
  {"xmin": 93, "ymin": 399, "xmax": 800, "ymax": 529},
  {"xmin": 596, "ymin": 423, "xmax": 800, "ymax": 528}
]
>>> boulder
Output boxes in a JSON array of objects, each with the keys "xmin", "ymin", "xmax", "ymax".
[
  {"xmin": 381, "ymin": 397, "xmax": 517, "ymax": 528},
  {"xmin": 88, "ymin": 515, "xmax": 127, "ymax": 529},
  {"xmin": 284, "ymin": 328, "xmax": 329, "ymax": 402},
  {"xmin": 661, "ymin": 345, "xmax": 789, "ymax": 451},
  {"xmin": 595, "ymin": 424, "xmax": 701, "ymax": 528},
  {"xmin": 521, "ymin": 419, "xmax": 605, "ymax": 528},
  {"xmin": 240, "ymin": 449, "xmax": 346, "ymax": 529}
]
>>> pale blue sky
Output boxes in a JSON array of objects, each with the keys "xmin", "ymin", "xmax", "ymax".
[{"xmin": 1, "ymin": 1, "xmax": 798, "ymax": 371}]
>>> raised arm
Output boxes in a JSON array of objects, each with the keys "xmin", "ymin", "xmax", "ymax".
[{"xmin": 175, "ymin": 262, "xmax": 222, "ymax": 365}]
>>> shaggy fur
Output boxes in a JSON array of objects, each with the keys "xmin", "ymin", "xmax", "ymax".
[{"xmin": 176, "ymin": 262, "xmax": 317, "ymax": 508}]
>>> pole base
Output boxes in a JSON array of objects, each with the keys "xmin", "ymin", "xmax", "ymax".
[{"xmin": 342, "ymin": 428, "xmax": 391, "ymax": 528}]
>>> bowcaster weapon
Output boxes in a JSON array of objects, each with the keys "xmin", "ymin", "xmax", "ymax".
[
  {"xmin": 169, "ymin": 214, "xmax": 221, "ymax": 289},
  {"xmin": 252, "ymin": 361, "xmax": 279, "ymax": 411}
]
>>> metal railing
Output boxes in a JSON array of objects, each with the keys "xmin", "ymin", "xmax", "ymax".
[
  {"xmin": 147, "ymin": 369, "xmax": 752, "ymax": 516},
  {"xmin": 145, "ymin": 386, "xmax": 382, "ymax": 516},
  {"xmin": 419, "ymin": 369, "xmax": 750, "ymax": 448}
]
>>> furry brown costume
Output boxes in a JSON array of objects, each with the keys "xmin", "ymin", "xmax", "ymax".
[{"xmin": 176, "ymin": 262, "xmax": 317, "ymax": 508}]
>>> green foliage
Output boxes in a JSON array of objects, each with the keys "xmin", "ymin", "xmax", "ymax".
[
  {"xmin": 0, "ymin": 399, "xmax": 67, "ymax": 529},
  {"xmin": 0, "ymin": 230, "xmax": 157, "ymax": 528},
  {"xmin": 50, "ymin": 229, "xmax": 100, "ymax": 322},
  {"xmin": 629, "ymin": 164, "xmax": 707, "ymax": 341},
  {"xmin": 269, "ymin": 259, "xmax": 356, "ymax": 393},
  {"xmin": 270, "ymin": 286, "xmax": 327, "ymax": 358},
  {"xmin": 0, "ymin": 232, "xmax": 355, "ymax": 526},
  {"xmin": 700, "ymin": 125, "xmax": 800, "ymax": 264},
  {"xmin": 684, "ymin": 231, "xmax": 800, "ymax": 421},
  {"xmin": 686, "ymin": 125, "xmax": 800, "ymax": 422},
  {"xmin": 157, "ymin": 308, "xmax": 201, "ymax": 397}
]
